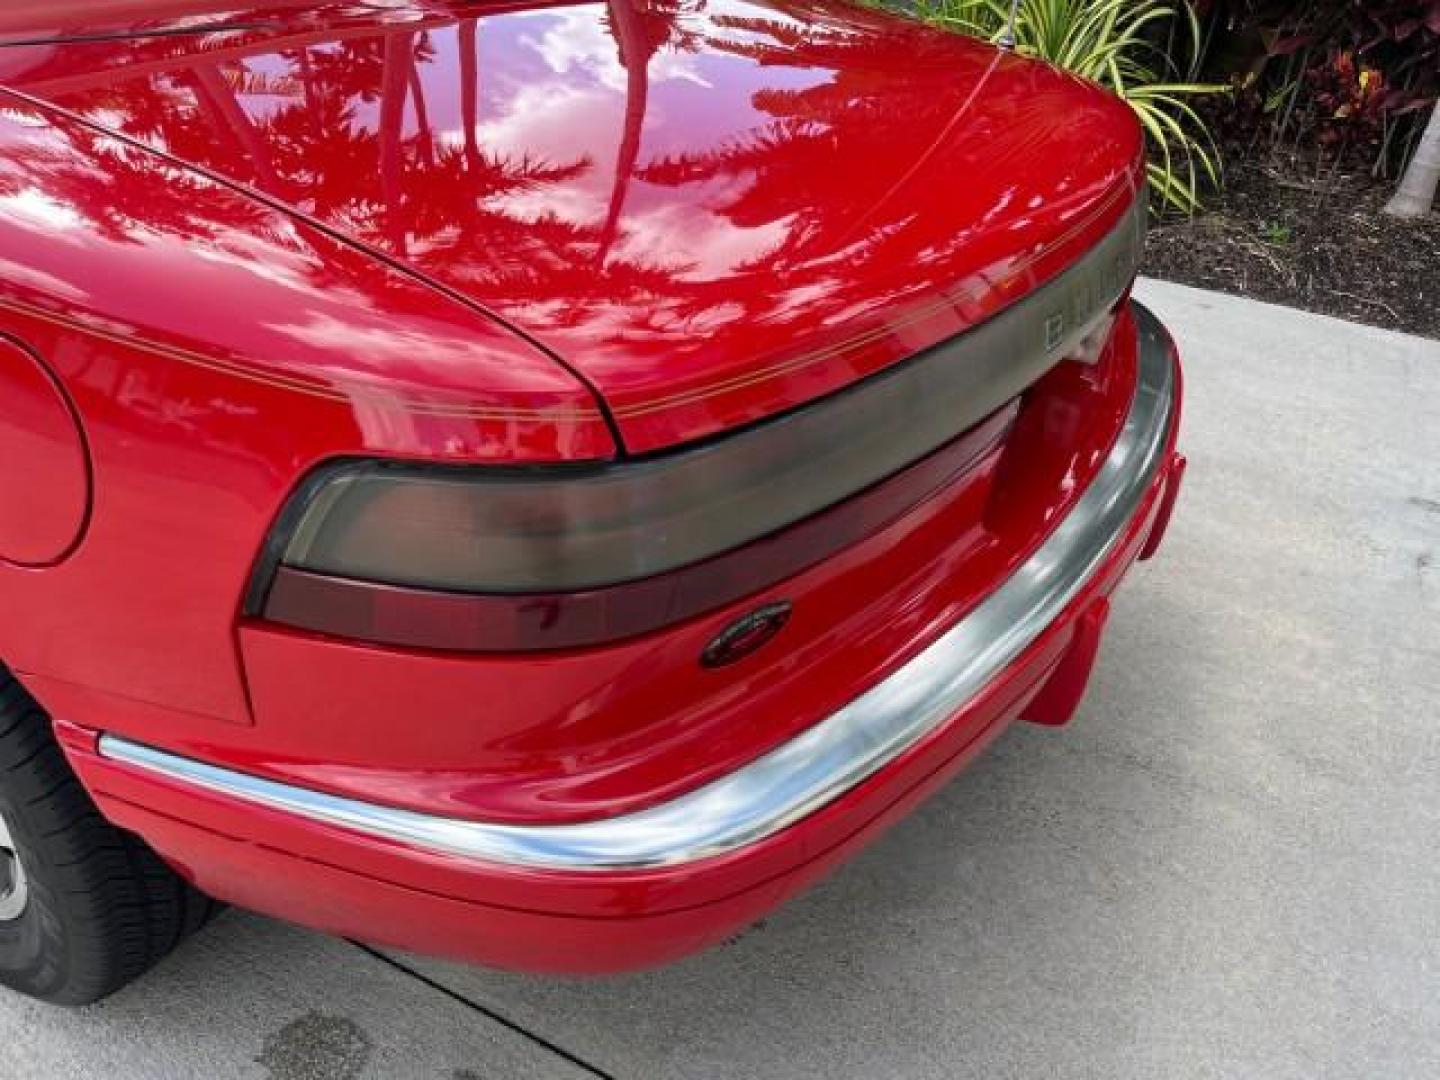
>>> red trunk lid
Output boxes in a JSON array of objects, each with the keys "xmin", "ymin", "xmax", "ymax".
[{"xmin": 1, "ymin": 0, "xmax": 1143, "ymax": 453}]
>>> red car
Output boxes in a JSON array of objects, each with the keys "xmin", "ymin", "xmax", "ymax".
[{"xmin": 0, "ymin": 0, "xmax": 1184, "ymax": 1004}]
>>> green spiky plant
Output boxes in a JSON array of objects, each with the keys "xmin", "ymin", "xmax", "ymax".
[{"xmin": 905, "ymin": 0, "xmax": 1223, "ymax": 213}]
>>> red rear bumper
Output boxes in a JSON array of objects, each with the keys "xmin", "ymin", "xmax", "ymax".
[{"xmin": 58, "ymin": 305, "xmax": 1184, "ymax": 974}]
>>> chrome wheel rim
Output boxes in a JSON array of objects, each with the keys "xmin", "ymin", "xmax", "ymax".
[{"xmin": 0, "ymin": 810, "xmax": 28, "ymax": 922}]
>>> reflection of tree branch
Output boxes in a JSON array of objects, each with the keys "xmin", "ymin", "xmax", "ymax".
[
  {"xmin": 407, "ymin": 50, "xmax": 435, "ymax": 167},
  {"xmin": 19, "ymin": 7, "xmax": 706, "ymax": 321},
  {"xmin": 0, "ymin": 123, "xmax": 271, "ymax": 248},
  {"xmin": 598, "ymin": 0, "xmax": 651, "ymax": 265},
  {"xmin": 459, "ymin": 17, "xmax": 481, "ymax": 175},
  {"xmin": 189, "ymin": 62, "xmax": 281, "ymax": 193},
  {"xmin": 379, "ymin": 32, "xmax": 411, "ymax": 255},
  {"xmin": 297, "ymin": 49, "xmax": 320, "ymax": 140},
  {"xmin": 15, "ymin": 15, "xmax": 459, "ymax": 98}
]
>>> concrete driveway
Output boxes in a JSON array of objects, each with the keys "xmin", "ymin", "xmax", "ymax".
[{"xmin": 4, "ymin": 280, "xmax": 1439, "ymax": 1080}]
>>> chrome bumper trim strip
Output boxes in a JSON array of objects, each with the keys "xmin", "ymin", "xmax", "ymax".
[{"xmin": 99, "ymin": 302, "xmax": 1177, "ymax": 872}]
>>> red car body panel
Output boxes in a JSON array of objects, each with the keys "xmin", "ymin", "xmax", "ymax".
[
  {"xmin": 0, "ymin": 0, "xmax": 1183, "ymax": 974},
  {"xmin": 1, "ymin": 0, "xmax": 1142, "ymax": 451},
  {"xmin": 0, "ymin": 96, "xmax": 614, "ymax": 726},
  {"xmin": 33, "ymin": 314, "xmax": 1139, "ymax": 829},
  {"xmin": 59, "ymin": 406, "xmax": 1182, "ymax": 970}
]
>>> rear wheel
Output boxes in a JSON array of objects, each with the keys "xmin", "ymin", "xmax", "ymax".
[{"xmin": 0, "ymin": 668, "xmax": 217, "ymax": 1004}]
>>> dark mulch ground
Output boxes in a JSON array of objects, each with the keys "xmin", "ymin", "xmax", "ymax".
[{"xmin": 1144, "ymin": 160, "xmax": 1440, "ymax": 340}]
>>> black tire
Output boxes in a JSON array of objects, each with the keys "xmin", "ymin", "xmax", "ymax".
[{"xmin": 0, "ymin": 667, "xmax": 218, "ymax": 1005}]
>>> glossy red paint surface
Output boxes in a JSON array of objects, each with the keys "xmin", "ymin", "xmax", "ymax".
[
  {"xmin": 0, "ymin": 92, "xmax": 611, "ymax": 722},
  {"xmin": 2, "ymin": 0, "xmax": 1142, "ymax": 450},
  {"xmin": 0, "ymin": 335, "xmax": 91, "ymax": 566},
  {"xmin": 62, "ymin": 391, "xmax": 1181, "ymax": 970},
  {"xmin": 1020, "ymin": 596, "xmax": 1109, "ymax": 727},
  {"xmin": 32, "ymin": 310, "xmax": 1143, "ymax": 828},
  {"xmin": 0, "ymin": 0, "xmax": 1181, "ymax": 973},
  {"xmin": 1141, "ymin": 452, "xmax": 1187, "ymax": 561}
]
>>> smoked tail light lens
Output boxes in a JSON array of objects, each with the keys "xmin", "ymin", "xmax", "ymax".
[
  {"xmin": 248, "ymin": 195, "xmax": 1145, "ymax": 652},
  {"xmin": 274, "ymin": 406, "xmax": 994, "ymax": 599},
  {"xmin": 250, "ymin": 403, "xmax": 1018, "ymax": 653}
]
